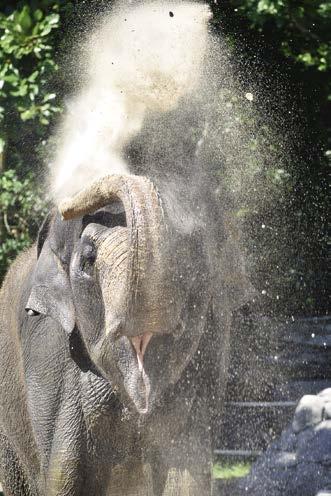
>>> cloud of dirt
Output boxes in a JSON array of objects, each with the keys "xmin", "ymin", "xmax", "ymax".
[
  {"xmin": 51, "ymin": 1, "xmax": 212, "ymax": 200},
  {"xmin": 49, "ymin": 0, "xmax": 290, "ymax": 307}
]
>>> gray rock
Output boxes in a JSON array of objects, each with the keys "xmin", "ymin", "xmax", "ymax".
[
  {"xmin": 282, "ymin": 462, "xmax": 331, "ymax": 496},
  {"xmin": 324, "ymin": 402, "xmax": 331, "ymax": 420},
  {"xmin": 292, "ymin": 395, "xmax": 325, "ymax": 433},
  {"xmin": 318, "ymin": 388, "xmax": 331, "ymax": 400},
  {"xmin": 272, "ymin": 451, "xmax": 297, "ymax": 467},
  {"xmin": 295, "ymin": 426, "xmax": 317, "ymax": 454},
  {"xmin": 279, "ymin": 426, "xmax": 297, "ymax": 451},
  {"xmin": 224, "ymin": 389, "xmax": 331, "ymax": 496},
  {"xmin": 231, "ymin": 459, "xmax": 331, "ymax": 496},
  {"xmin": 297, "ymin": 421, "xmax": 331, "ymax": 463}
]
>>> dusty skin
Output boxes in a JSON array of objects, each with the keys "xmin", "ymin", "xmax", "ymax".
[{"xmin": 0, "ymin": 171, "xmax": 235, "ymax": 495}]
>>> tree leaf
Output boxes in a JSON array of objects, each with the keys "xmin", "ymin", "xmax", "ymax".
[{"xmin": 18, "ymin": 6, "xmax": 32, "ymax": 33}]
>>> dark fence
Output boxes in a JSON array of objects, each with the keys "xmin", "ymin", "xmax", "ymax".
[{"xmin": 215, "ymin": 315, "xmax": 331, "ymax": 460}]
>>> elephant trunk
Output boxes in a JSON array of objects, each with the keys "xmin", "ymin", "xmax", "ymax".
[{"xmin": 59, "ymin": 175, "xmax": 171, "ymax": 336}]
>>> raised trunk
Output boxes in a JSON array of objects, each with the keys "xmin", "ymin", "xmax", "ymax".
[{"xmin": 59, "ymin": 174, "xmax": 172, "ymax": 336}]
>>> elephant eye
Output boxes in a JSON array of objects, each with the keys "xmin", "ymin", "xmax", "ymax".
[
  {"xmin": 81, "ymin": 243, "xmax": 96, "ymax": 274},
  {"xmin": 25, "ymin": 308, "xmax": 40, "ymax": 317}
]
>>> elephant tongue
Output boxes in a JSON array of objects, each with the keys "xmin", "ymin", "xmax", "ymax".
[{"xmin": 130, "ymin": 332, "xmax": 153, "ymax": 372}]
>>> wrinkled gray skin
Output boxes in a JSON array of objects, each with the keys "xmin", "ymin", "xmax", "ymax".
[{"xmin": 0, "ymin": 167, "xmax": 247, "ymax": 495}]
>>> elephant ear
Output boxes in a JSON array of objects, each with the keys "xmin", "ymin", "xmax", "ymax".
[{"xmin": 25, "ymin": 212, "xmax": 75, "ymax": 334}]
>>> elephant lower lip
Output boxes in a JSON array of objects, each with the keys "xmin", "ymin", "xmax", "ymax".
[{"xmin": 136, "ymin": 368, "xmax": 151, "ymax": 414}]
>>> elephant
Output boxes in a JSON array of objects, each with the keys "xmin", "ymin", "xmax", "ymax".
[{"xmin": 0, "ymin": 169, "xmax": 251, "ymax": 495}]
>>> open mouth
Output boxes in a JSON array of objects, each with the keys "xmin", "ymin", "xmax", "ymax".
[
  {"xmin": 129, "ymin": 332, "xmax": 153, "ymax": 414},
  {"xmin": 130, "ymin": 332, "xmax": 153, "ymax": 372}
]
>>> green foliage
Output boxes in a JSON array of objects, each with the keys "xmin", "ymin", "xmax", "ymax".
[
  {"xmin": 0, "ymin": 2, "xmax": 61, "ymax": 280},
  {"xmin": 213, "ymin": 462, "xmax": 251, "ymax": 479},
  {"xmin": 240, "ymin": 0, "xmax": 331, "ymax": 68},
  {"xmin": 0, "ymin": 169, "xmax": 47, "ymax": 279},
  {"xmin": 0, "ymin": 4, "xmax": 61, "ymax": 146}
]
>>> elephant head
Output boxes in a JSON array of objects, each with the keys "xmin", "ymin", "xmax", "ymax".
[{"xmin": 26, "ymin": 174, "xmax": 210, "ymax": 414}]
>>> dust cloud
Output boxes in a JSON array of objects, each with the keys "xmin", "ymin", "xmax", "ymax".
[
  {"xmin": 50, "ymin": 0, "xmax": 289, "ymax": 309},
  {"xmin": 51, "ymin": 2, "xmax": 212, "ymax": 200}
]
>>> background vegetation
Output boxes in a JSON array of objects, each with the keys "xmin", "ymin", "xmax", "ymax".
[{"xmin": 0, "ymin": 0, "xmax": 329, "ymax": 316}]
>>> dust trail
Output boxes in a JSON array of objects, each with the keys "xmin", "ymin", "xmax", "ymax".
[
  {"xmin": 51, "ymin": 0, "xmax": 290, "ymax": 308},
  {"xmin": 51, "ymin": 2, "xmax": 212, "ymax": 200}
]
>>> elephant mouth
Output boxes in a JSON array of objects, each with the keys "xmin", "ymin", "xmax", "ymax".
[
  {"xmin": 129, "ymin": 332, "xmax": 160, "ymax": 415},
  {"xmin": 129, "ymin": 332, "xmax": 153, "ymax": 414},
  {"xmin": 130, "ymin": 332, "xmax": 153, "ymax": 373}
]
